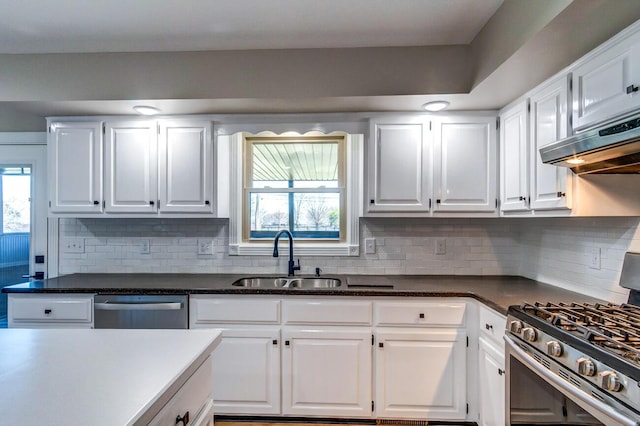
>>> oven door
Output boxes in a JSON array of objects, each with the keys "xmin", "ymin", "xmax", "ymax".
[{"xmin": 505, "ymin": 336, "xmax": 638, "ymax": 426}]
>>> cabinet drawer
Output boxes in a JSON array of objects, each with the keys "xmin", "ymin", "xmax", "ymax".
[
  {"xmin": 283, "ymin": 300, "xmax": 372, "ymax": 325},
  {"xmin": 191, "ymin": 297, "xmax": 280, "ymax": 324},
  {"xmin": 479, "ymin": 304, "xmax": 506, "ymax": 347},
  {"xmin": 374, "ymin": 301, "xmax": 466, "ymax": 326},
  {"xmin": 9, "ymin": 294, "xmax": 93, "ymax": 324},
  {"xmin": 149, "ymin": 356, "xmax": 212, "ymax": 425}
]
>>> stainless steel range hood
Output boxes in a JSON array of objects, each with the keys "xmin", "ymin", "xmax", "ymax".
[{"xmin": 539, "ymin": 111, "xmax": 640, "ymax": 174}]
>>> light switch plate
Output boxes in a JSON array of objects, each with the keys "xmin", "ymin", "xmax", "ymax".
[
  {"xmin": 139, "ymin": 239, "xmax": 150, "ymax": 254},
  {"xmin": 588, "ymin": 247, "xmax": 601, "ymax": 270},
  {"xmin": 365, "ymin": 238, "xmax": 376, "ymax": 254},
  {"xmin": 435, "ymin": 239, "xmax": 446, "ymax": 255}
]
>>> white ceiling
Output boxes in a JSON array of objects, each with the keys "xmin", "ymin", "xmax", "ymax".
[{"xmin": 0, "ymin": 0, "xmax": 503, "ymax": 53}]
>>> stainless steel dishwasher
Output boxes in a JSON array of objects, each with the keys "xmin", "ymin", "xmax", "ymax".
[{"xmin": 94, "ymin": 294, "xmax": 188, "ymax": 329}]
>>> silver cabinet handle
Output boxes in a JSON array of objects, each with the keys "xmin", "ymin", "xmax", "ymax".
[{"xmin": 94, "ymin": 302, "xmax": 182, "ymax": 311}]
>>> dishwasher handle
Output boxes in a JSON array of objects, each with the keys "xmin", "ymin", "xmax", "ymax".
[{"xmin": 94, "ymin": 301, "xmax": 183, "ymax": 311}]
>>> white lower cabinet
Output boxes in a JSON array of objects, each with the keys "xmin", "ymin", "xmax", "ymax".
[
  {"xmin": 281, "ymin": 327, "xmax": 372, "ymax": 417},
  {"xmin": 375, "ymin": 329, "xmax": 467, "ymax": 420},
  {"xmin": 478, "ymin": 336, "xmax": 505, "ymax": 426},
  {"xmin": 211, "ymin": 328, "xmax": 281, "ymax": 414},
  {"xmin": 8, "ymin": 294, "xmax": 94, "ymax": 328}
]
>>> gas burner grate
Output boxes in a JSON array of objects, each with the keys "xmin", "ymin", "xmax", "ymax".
[{"xmin": 522, "ymin": 301, "xmax": 640, "ymax": 366}]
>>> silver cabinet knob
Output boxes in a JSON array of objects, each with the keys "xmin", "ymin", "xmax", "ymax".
[
  {"xmin": 509, "ymin": 320, "xmax": 523, "ymax": 334},
  {"xmin": 600, "ymin": 371, "xmax": 622, "ymax": 392},
  {"xmin": 546, "ymin": 341, "xmax": 563, "ymax": 357},
  {"xmin": 522, "ymin": 327, "xmax": 537, "ymax": 342},
  {"xmin": 577, "ymin": 358, "xmax": 596, "ymax": 376}
]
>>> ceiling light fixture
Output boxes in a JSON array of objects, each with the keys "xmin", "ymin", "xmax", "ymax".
[
  {"xmin": 566, "ymin": 158, "xmax": 585, "ymax": 165},
  {"xmin": 132, "ymin": 105, "xmax": 161, "ymax": 115},
  {"xmin": 422, "ymin": 100, "xmax": 450, "ymax": 112}
]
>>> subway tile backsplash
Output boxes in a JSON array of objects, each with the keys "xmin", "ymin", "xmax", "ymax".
[{"xmin": 58, "ymin": 216, "xmax": 640, "ymax": 303}]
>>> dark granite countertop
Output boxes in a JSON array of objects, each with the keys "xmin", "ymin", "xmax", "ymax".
[{"xmin": 1, "ymin": 273, "xmax": 605, "ymax": 315}]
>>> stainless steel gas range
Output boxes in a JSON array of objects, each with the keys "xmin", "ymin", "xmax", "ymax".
[{"xmin": 504, "ymin": 252, "xmax": 640, "ymax": 426}]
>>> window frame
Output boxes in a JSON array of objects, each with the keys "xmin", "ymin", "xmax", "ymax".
[
  {"xmin": 242, "ymin": 135, "xmax": 347, "ymax": 242},
  {"xmin": 227, "ymin": 131, "xmax": 362, "ymax": 257}
]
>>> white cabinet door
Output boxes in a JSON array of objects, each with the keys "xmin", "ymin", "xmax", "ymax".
[
  {"xmin": 478, "ymin": 337, "xmax": 505, "ymax": 426},
  {"xmin": 572, "ymin": 32, "xmax": 640, "ymax": 131},
  {"xmin": 375, "ymin": 328, "xmax": 466, "ymax": 420},
  {"xmin": 48, "ymin": 122, "xmax": 103, "ymax": 213},
  {"xmin": 368, "ymin": 118, "xmax": 430, "ymax": 212},
  {"xmin": 104, "ymin": 120, "xmax": 158, "ymax": 213},
  {"xmin": 282, "ymin": 327, "xmax": 372, "ymax": 417},
  {"xmin": 529, "ymin": 75, "xmax": 572, "ymax": 210},
  {"xmin": 158, "ymin": 120, "xmax": 214, "ymax": 213},
  {"xmin": 211, "ymin": 328, "xmax": 280, "ymax": 415},
  {"xmin": 432, "ymin": 116, "xmax": 497, "ymax": 213},
  {"xmin": 499, "ymin": 102, "xmax": 529, "ymax": 212}
]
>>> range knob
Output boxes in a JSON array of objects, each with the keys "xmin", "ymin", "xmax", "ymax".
[
  {"xmin": 599, "ymin": 371, "xmax": 622, "ymax": 392},
  {"xmin": 577, "ymin": 358, "xmax": 596, "ymax": 376},
  {"xmin": 522, "ymin": 327, "xmax": 537, "ymax": 342},
  {"xmin": 509, "ymin": 320, "xmax": 523, "ymax": 334},
  {"xmin": 546, "ymin": 341, "xmax": 563, "ymax": 357}
]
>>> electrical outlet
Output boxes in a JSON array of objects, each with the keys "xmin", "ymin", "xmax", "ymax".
[
  {"xmin": 140, "ymin": 239, "xmax": 150, "ymax": 254},
  {"xmin": 365, "ymin": 238, "xmax": 376, "ymax": 254},
  {"xmin": 435, "ymin": 239, "xmax": 446, "ymax": 255},
  {"xmin": 589, "ymin": 247, "xmax": 601, "ymax": 270},
  {"xmin": 62, "ymin": 238, "xmax": 85, "ymax": 253},
  {"xmin": 198, "ymin": 239, "xmax": 214, "ymax": 255}
]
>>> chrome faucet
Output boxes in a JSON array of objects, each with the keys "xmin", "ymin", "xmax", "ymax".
[{"xmin": 273, "ymin": 229, "xmax": 301, "ymax": 276}]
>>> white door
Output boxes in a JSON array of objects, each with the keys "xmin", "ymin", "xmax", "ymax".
[
  {"xmin": 529, "ymin": 75, "xmax": 572, "ymax": 210},
  {"xmin": 367, "ymin": 118, "xmax": 430, "ymax": 212},
  {"xmin": 211, "ymin": 328, "xmax": 280, "ymax": 415},
  {"xmin": 158, "ymin": 120, "xmax": 213, "ymax": 213},
  {"xmin": 572, "ymin": 33, "xmax": 640, "ymax": 131},
  {"xmin": 478, "ymin": 337, "xmax": 505, "ymax": 426},
  {"xmin": 0, "ymin": 141, "xmax": 48, "ymax": 327},
  {"xmin": 48, "ymin": 122, "xmax": 103, "ymax": 213},
  {"xmin": 282, "ymin": 327, "xmax": 372, "ymax": 417},
  {"xmin": 432, "ymin": 116, "xmax": 497, "ymax": 212},
  {"xmin": 104, "ymin": 120, "xmax": 157, "ymax": 213},
  {"xmin": 500, "ymin": 102, "xmax": 529, "ymax": 212},
  {"xmin": 375, "ymin": 328, "xmax": 467, "ymax": 420}
]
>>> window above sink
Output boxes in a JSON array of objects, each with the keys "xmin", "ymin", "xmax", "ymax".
[{"xmin": 227, "ymin": 131, "xmax": 363, "ymax": 257}]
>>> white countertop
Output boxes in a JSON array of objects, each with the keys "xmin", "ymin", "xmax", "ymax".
[{"xmin": 0, "ymin": 328, "xmax": 221, "ymax": 426}]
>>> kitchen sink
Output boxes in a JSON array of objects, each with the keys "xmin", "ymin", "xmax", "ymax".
[{"xmin": 231, "ymin": 277, "xmax": 341, "ymax": 289}]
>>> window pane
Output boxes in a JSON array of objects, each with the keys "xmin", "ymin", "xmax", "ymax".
[
  {"xmin": 2, "ymin": 175, "xmax": 31, "ymax": 233},
  {"xmin": 251, "ymin": 142, "xmax": 339, "ymax": 186},
  {"xmin": 293, "ymin": 193, "xmax": 340, "ymax": 237},
  {"xmin": 249, "ymin": 191, "xmax": 340, "ymax": 239},
  {"xmin": 249, "ymin": 193, "xmax": 289, "ymax": 233}
]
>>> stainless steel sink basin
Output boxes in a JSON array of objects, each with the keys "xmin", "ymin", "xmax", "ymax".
[
  {"xmin": 231, "ymin": 277, "xmax": 341, "ymax": 289},
  {"xmin": 288, "ymin": 278, "xmax": 342, "ymax": 288}
]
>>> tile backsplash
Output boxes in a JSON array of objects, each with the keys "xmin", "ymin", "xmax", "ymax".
[{"xmin": 58, "ymin": 216, "xmax": 640, "ymax": 302}]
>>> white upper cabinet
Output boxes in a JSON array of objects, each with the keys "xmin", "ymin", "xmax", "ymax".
[
  {"xmin": 48, "ymin": 122, "xmax": 103, "ymax": 213},
  {"xmin": 158, "ymin": 120, "xmax": 213, "ymax": 213},
  {"xmin": 528, "ymin": 75, "xmax": 572, "ymax": 211},
  {"xmin": 572, "ymin": 29, "xmax": 640, "ymax": 132},
  {"xmin": 499, "ymin": 101, "xmax": 529, "ymax": 212},
  {"xmin": 104, "ymin": 120, "xmax": 158, "ymax": 213},
  {"xmin": 432, "ymin": 115, "xmax": 497, "ymax": 213},
  {"xmin": 367, "ymin": 117, "xmax": 430, "ymax": 212}
]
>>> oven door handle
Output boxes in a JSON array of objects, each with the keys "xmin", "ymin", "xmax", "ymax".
[
  {"xmin": 505, "ymin": 336, "xmax": 639, "ymax": 426},
  {"xmin": 94, "ymin": 302, "xmax": 183, "ymax": 311}
]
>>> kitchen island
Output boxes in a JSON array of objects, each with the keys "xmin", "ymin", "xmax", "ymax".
[{"xmin": 0, "ymin": 328, "xmax": 221, "ymax": 426}]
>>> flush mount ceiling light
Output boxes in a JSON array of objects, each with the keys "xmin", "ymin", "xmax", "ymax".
[
  {"xmin": 422, "ymin": 100, "xmax": 450, "ymax": 112},
  {"xmin": 132, "ymin": 105, "xmax": 161, "ymax": 115}
]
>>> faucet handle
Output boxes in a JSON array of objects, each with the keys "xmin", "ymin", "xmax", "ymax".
[
  {"xmin": 294, "ymin": 259, "xmax": 301, "ymax": 271},
  {"xmin": 315, "ymin": 267, "xmax": 322, "ymax": 277}
]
